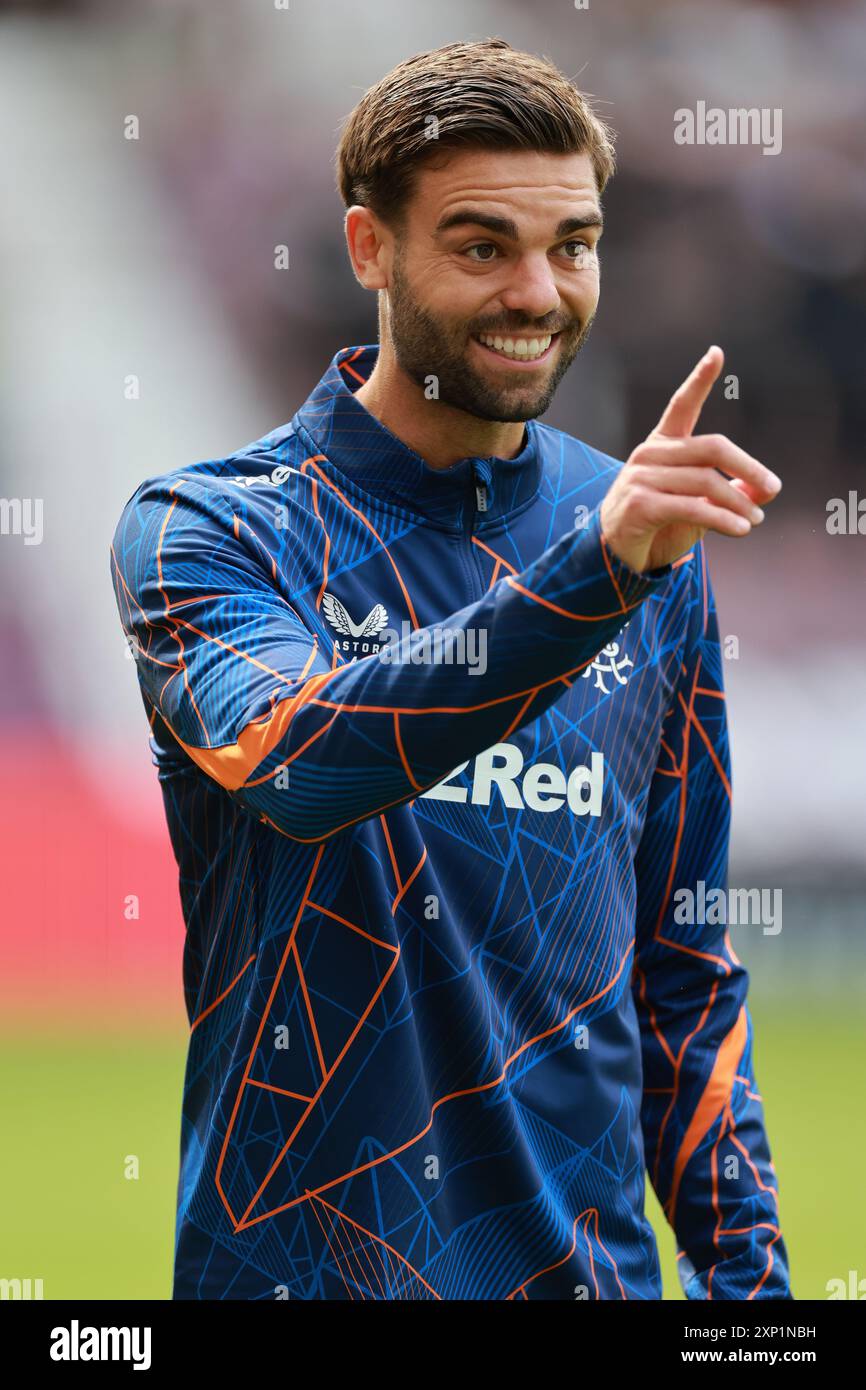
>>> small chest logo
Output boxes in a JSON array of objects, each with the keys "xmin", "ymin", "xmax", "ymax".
[
  {"xmin": 581, "ymin": 621, "xmax": 633, "ymax": 693},
  {"xmin": 322, "ymin": 591, "xmax": 389, "ymax": 655}
]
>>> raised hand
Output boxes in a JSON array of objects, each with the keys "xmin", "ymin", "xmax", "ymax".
[{"xmin": 600, "ymin": 347, "xmax": 782, "ymax": 574}]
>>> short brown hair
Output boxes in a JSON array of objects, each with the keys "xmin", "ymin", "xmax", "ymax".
[{"xmin": 335, "ymin": 38, "xmax": 616, "ymax": 231}]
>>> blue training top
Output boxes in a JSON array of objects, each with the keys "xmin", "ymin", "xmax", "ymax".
[{"xmin": 110, "ymin": 343, "xmax": 790, "ymax": 1301}]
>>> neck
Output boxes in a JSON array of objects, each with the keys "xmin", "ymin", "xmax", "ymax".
[{"xmin": 354, "ymin": 339, "xmax": 526, "ymax": 470}]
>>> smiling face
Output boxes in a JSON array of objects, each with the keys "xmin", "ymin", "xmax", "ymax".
[{"xmin": 384, "ymin": 147, "xmax": 603, "ymax": 422}]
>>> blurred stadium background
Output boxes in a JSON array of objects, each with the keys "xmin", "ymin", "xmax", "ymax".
[{"xmin": 1, "ymin": 0, "xmax": 864, "ymax": 1299}]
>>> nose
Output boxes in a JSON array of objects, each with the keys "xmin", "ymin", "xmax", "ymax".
[{"xmin": 497, "ymin": 252, "xmax": 561, "ymax": 323}]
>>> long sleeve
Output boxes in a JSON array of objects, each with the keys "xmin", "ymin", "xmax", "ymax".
[
  {"xmin": 110, "ymin": 471, "xmax": 671, "ymax": 843},
  {"xmin": 631, "ymin": 543, "xmax": 791, "ymax": 1299}
]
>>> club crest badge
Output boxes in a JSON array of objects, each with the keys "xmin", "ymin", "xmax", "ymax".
[{"xmin": 581, "ymin": 620, "xmax": 633, "ymax": 693}]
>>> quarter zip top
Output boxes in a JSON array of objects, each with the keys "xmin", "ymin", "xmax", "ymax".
[
  {"xmin": 292, "ymin": 346, "xmax": 539, "ymax": 534},
  {"xmin": 109, "ymin": 339, "xmax": 789, "ymax": 1302}
]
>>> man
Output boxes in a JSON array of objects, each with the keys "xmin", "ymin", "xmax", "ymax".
[{"xmin": 111, "ymin": 38, "xmax": 790, "ymax": 1300}]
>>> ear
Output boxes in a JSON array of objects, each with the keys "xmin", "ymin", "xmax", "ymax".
[{"xmin": 344, "ymin": 206, "xmax": 389, "ymax": 291}]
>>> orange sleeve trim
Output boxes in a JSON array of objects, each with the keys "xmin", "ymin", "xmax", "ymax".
[
  {"xmin": 504, "ymin": 574, "xmax": 632, "ymax": 621},
  {"xmin": 393, "ymin": 711, "xmax": 423, "ymax": 791},
  {"xmin": 173, "ymin": 666, "xmax": 339, "ymax": 789},
  {"xmin": 668, "ymin": 1005, "xmax": 748, "ymax": 1221}
]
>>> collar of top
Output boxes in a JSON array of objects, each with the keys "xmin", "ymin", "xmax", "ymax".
[{"xmin": 292, "ymin": 344, "xmax": 542, "ymax": 533}]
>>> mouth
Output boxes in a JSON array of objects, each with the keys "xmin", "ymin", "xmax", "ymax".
[{"xmin": 472, "ymin": 330, "xmax": 562, "ymax": 369}]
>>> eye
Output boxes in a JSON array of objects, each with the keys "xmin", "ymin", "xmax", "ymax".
[
  {"xmin": 560, "ymin": 239, "xmax": 597, "ymax": 265},
  {"xmin": 464, "ymin": 243, "xmax": 499, "ymax": 262}
]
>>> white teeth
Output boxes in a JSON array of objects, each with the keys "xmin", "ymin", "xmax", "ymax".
[{"xmin": 477, "ymin": 332, "xmax": 553, "ymax": 361}]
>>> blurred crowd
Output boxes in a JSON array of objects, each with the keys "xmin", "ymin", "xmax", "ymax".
[
  {"xmin": 1, "ymin": 0, "xmax": 864, "ymax": 884},
  {"xmin": 24, "ymin": 0, "xmax": 862, "ymax": 485}
]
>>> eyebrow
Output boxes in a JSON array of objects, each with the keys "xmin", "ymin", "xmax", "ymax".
[{"xmin": 434, "ymin": 210, "xmax": 604, "ymax": 240}]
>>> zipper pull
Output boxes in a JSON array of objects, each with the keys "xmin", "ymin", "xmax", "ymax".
[
  {"xmin": 471, "ymin": 458, "xmax": 491, "ymax": 515},
  {"xmin": 469, "ymin": 461, "xmax": 492, "ymax": 517}
]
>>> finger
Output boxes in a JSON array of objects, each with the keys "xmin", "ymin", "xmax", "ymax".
[
  {"xmin": 637, "ymin": 433, "xmax": 780, "ymax": 496},
  {"xmin": 729, "ymin": 474, "xmax": 783, "ymax": 507},
  {"xmin": 642, "ymin": 493, "xmax": 753, "ymax": 538},
  {"xmin": 634, "ymin": 465, "xmax": 765, "ymax": 521},
  {"xmin": 653, "ymin": 346, "xmax": 723, "ymax": 439}
]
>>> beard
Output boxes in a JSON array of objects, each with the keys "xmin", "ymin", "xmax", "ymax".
[{"xmin": 386, "ymin": 244, "xmax": 595, "ymax": 423}]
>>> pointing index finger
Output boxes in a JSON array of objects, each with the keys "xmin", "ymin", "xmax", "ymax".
[{"xmin": 654, "ymin": 345, "xmax": 724, "ymax": 439}]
